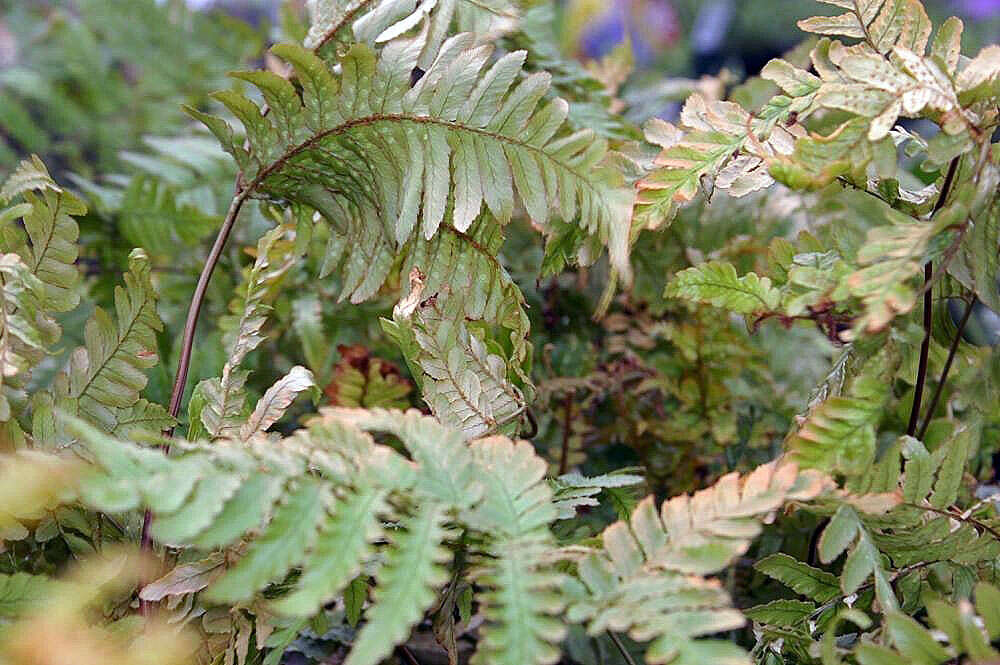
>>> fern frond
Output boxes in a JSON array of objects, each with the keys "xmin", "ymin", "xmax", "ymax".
[
  {"xmin": 566, "ymin": 462, "xmax": 828, "ymax": 664},
  {"xmin": 1, "ymin": 156, "xmax": 83, "ymax": 313},
  {"xmin": 636, "ymin": 89, "xmax": 813, "ymax": 228},
  {"xmin": 465, "ymin": 436, "xmax": 565, "ymax": 665},
  {"xmin": 345, "ymin": 503, "xmax": 452, "ymax": 665},
  {"xmin": 0, "ymin": 255, "xmax": 49, "ymax": 421},
  {"xmin": 69, "ymin": 407, "xmax": 573, "ymax": 665},
  {"xmin": 665, "ymin": 261, "xmax": 781, "ymax": 315},
  {"xmin": 786, "ymin": 344, "xmax": 899, "ymax": 474},
  {"xmin": 385, "ymin": 287, "xmax": 526, "ymax": 438},
  {"xmin": 797, "ymin": 0, "xmax": 931, "ymax": 57},
  {"xmin": 190, "ymin": 37, "xmax": 633, "ymax": 280},
  {"xmin": 64, "ymin": 248, "xmax": 163, "ymax": 434},
  {"xmin": 196, "ymin": 227, "xmax": 299, "ymax": 440}
]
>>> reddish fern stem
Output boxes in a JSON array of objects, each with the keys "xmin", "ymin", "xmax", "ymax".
[{"xmin": 139, "ymin": 186, "xmax": 249, "ymax": 616}]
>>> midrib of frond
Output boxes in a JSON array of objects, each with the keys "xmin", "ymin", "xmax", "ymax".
[
  {"xmin": 688, "ymin": 277, "xmax": 774, "ymax": 309},
  {"xmin": 249, "ymin": 114, "xmax": 610, "ymax": 204},
  {"xmin": 28, "ymin": 195, "xmax": 61, "ymax": 276},
  {"xmin": 311, "ymin": 0, "xmax": 377, "ymax": 54},
  {"xmin": 211, "ymin": 368, "xmax": 244, "ymax": 436}
]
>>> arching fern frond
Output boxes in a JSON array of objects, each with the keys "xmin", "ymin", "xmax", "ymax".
[
  {"xmin": 70, "ymin": 407, "xmax": 571, "ymax": 665},
  {"xmin": 566, "ymin": 462, "xmax": 829, "ymax": 665},
  {"xmin": 189, "ymin": 36, "xmax": 633, "ymax": 281}
]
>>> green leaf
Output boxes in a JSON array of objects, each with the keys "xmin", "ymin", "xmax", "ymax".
[
  {"xmin": 754, "ymin": 553, "xmax": 841, "ymax": 602},
  {"xmin": 665, "ymin": 261, "xmax": 781, "ymax": 314},
  {"xmin": 929, "ymin": 427, "xmax": 973, "ymax": 509},
  {"xmin": 818, "ymin": 505, "xmax": 859, "ymax": 564},
  {"xmin": 0, "ymin": 572, "xmax": 52, "ymax": 618},
  {"xmin": 744, "ymin": 599, "xmax": 816, "ymax": 627},
  {"xmin": 885, "ymin": 612, "xmax": 951, "ymax": 665}
]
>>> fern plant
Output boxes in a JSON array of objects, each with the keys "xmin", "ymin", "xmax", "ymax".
[{"xmin": 0, "ymin": 1, "xmax": 999, "ymax": 664}]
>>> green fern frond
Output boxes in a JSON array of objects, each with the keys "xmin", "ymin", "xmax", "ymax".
[
  {"xmin": 68, "ymin": 407, "xmax": 576, "ymax": 665},
  {"xmin": 195, "ymin": 227, "xmax": 300, "ymax": 440},
  {"xmin": 190, "ymin": 37, "xmax": 633, "ymax": 281},
  {"xmin": 304, "ymin": 0, "xmax": 519, "ymax": 69},
  {"xmin": 345, "ymin": 503, "xmax": 452, "ymax": 665},
  {"xmin": 665, "ymin": 261, "xmax": 781, "ymax": 315},
  {"xmin": 465, "ymin": 436, "xmax": 565, "ymax": 665},
  {"xmin": 63, "ymin": 249, "xmax": 164, "ymax": 434},
  {"xmin": 0, "ymin": 255, "xmax": 49, "ymax": 422},
  {"xmin": 1, "ymin": 156, "xmax": 83, "ymax": 313},
  {"xmin": 786, "ymin": 345, "xmax": 899, "ymax": 474}
]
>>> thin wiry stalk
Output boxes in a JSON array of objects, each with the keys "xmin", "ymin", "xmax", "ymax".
[
  {"xmin": 139, "ymin": 185, "xmax": 249, "ymax": 616},
  {"xmin": 608, "ymin": 631, "xmax": 638, "ymax": 665},
  {"xmin": 918, "ymin": 297, "xmax": 976, "ymax": 440},
  {"xmin": 906, "ymin": 157, "xmax": 960, "ymax": 437}
]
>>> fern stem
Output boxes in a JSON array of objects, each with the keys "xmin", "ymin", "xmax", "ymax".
[
  {"xmin": 917, "ymin": 297, "xmax": 975, "ymax": 440},
  {"xmin": 906, "ymin": 157, "xmax": 960, "ymax": 438},
  {"xmin": 559, "ymin": 391, "xmax": 573, "ymax": 475},
  {"xmin": 903, "ymin": 502, "xmax": 1000, "ymax": 542},
  {"xmin": 608, "ymin": 631, "xmax": 638, "ymax": 665},
  {"xmin": 140, "ymin": 186, "xmax": 250, "ymax": 615},
  {"xmin": 167, "ymin": 188, "xmax": 250, "ymax": 422},
  {"xmin": 396, "ymin": 645, "xmax": 421, "ymax": 665},
  {"xmin": 907, "ymin": 260, "xmax": 934, "ymax": 437}
]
